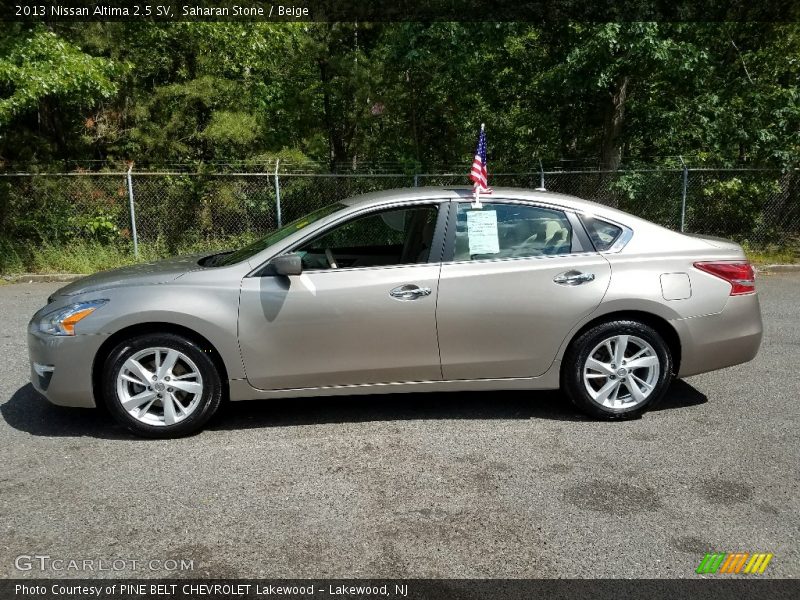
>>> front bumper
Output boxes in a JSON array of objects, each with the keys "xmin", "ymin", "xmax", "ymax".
[
  {"xmin": 672, "ymin": 293, "xmax": 763, "ymax": 378},
  {"xmin": 27, "ymin": 330, "xmax": 109, "ymax": 407}
]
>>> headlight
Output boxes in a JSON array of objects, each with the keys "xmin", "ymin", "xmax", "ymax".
[{"xmin": 37, "ymin": 299, "xmax": 108, "ymax": 336}]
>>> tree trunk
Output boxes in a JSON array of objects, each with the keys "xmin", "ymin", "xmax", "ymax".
[
  {"xmin": 407, "ymin": 70, "xmax": 421, "ymax": 166},
  {"xmin": 599, "ymin": 74, "xmax": 629, "ymax": 172},
  {"xmin": 38, "ymin": 98, "xmax": 67, "ymax": 158},
  {"xmin": 318, "ymin": 56, "xmax": 348, "ymax": 171},
  {"xmin": 558, "ymin": 103, "xmax": 578, "ymax": 159}
]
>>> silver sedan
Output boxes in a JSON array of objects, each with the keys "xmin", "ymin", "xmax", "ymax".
[{"xmin": 27, "ymin": 187, "xmax": 763, "ymax": 437}]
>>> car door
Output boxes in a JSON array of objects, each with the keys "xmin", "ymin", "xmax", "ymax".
[
  {"xmin": 238, "ymin": 202, "xmax": 446, "ymax": 390},
  {"xmin": 436, "ymin": 200, "xmax": 611, "ymax": 380}
]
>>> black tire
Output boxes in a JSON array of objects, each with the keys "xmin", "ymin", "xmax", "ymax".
[
  {"xmin": 102, "ymin": 333, "xmax": 223, "ymax": 438},
  {"xmin": 562, "ymin": 320, "xmax": 673, "ymax": 420}
]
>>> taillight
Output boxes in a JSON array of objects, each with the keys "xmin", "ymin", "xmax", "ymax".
[{"xmin": 693, "ymin": 261, "xmax": 756, "ymax": 295}]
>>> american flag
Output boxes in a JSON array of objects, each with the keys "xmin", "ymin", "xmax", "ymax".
[{"xmin": 469, "ymin": 124, "xmax": 493, "ymax": 194}]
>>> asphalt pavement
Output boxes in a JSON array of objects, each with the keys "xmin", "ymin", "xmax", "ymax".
[{"xmin": 0, "ymin": 274, "xmax": 798, "ymax": 579}]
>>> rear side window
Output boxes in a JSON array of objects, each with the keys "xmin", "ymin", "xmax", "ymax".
[
  {"xmin": 581, "ymin": 216, "xmax": 623, "ymax": 251},
  {"xmin": 454, "ymin": 202, "xmax": 572, "ymax": 261}
]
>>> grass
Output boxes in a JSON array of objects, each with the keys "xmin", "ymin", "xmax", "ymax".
[
  {"xmin": 1, "ymin": 240, "xmax": 144, "ymax": 275},
  {"xmin": 0, "ymin": 237, "xmax": 796, "ymax": 277},
  {"xmin": 742, "ymin": 244, "xmax": 798, "ymax": 266},
  {"xmin": 0, "ymin": 239, "xmax": 239, "ymax": 276}
]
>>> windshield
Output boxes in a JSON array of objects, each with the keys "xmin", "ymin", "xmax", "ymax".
[{"xmin": 217, "ymin": 203, "xmax": 347, "ymax": 266}]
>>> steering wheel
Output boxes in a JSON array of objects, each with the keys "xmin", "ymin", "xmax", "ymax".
[{"xmin": 324, "ymin": 248, "xmax": 338, "ymax": 269}]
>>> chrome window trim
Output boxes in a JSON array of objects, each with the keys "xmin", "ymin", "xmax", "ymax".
[
  {"xmin": 442, "ymin": 251, "xmax": 599, "ymax": 268},
  {"xmin": 295, "ymin": 261, "xmax": 440, "ymax": 275}
]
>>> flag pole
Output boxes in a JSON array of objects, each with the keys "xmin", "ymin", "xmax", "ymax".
[{"xmin": 472, "ymin": 123, "xmax": 485, "ymax": 209}]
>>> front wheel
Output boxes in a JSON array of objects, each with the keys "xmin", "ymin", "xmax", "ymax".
[
  {"xmin": 102, "ymin": 333, "xmax": 223, "ymax": 438},
  {"xmin": 562, "ymin": 320, "xmax": 673, "ymax": 420}
]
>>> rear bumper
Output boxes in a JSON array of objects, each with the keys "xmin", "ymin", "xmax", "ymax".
[
  {"xmin": 672, "ymin": 293, "xmax": 763, "ymax": 377},
  {"xmin": 27, "ymin": 330, "xmax": 108, "ymax": 407}
]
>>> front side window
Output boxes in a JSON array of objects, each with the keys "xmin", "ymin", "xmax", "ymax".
[
  {"xmin": 454, "ymin": 202, "xmax": 573, "ymax": 261},
  {"xmin": 296, "ymin": 205, "xmax": 439, "ymax": 270}
]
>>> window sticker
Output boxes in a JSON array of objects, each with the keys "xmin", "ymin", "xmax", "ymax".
[{"xmin": 466, "ymin": 209, "xmax": 499, "ymax": 255}]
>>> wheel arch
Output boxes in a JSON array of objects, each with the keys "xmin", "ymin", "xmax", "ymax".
[
  {"xmin": 561, "ymin": 310, "xmax": 682, "ymax": 377},
  {"xmin": 91, "ymin": 322, "xmax": 230, "ymax": 407}
]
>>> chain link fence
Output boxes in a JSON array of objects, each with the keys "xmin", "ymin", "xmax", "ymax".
[
  {"xmin": 420, "ymin": 169, "xmax": 799, "ymax": 249},
  {"xmin": 1, "ymin": 168, "xmax": 798, "ymax": 267}
]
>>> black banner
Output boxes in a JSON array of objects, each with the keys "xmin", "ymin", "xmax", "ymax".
[
  {"xmin": 2, "ymin": 0, "xmax": 800, "ymax": 22},
  {"xmin": 2, "ymin": 579, "xmax": 799, "ymax": 600}
]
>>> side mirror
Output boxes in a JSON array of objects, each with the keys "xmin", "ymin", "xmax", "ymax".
[{"xmin": 270, "ymin": 253, "xmax": 303, "ymax": 276}]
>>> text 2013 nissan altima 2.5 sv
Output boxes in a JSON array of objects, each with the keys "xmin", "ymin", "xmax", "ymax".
[{"xmin": 28, "ymin": 187, "xmax": 763, "ymax": 438}]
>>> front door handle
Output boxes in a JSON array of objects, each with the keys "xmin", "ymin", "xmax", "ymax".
[
  {"xmin": 390, "ymin": 285, "xmax": 432, "ymax": 300},
  {"xmin": 553, "ymin": 270, "xmax": 596, "ymax": 286}
]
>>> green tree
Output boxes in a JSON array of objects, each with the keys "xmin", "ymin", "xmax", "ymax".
[{"xmin": 0, "ymin": 24, "xmax": 121, "ymax": 162}]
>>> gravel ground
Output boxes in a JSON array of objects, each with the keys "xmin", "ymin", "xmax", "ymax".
[{"xmin": 0, "ymin": 275, "xmax": 798, "ymax": 579}]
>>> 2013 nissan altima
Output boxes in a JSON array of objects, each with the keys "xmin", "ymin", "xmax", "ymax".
[{"xmin": 27, "ymin": 187, "xmax": 763, "ymax": 437}]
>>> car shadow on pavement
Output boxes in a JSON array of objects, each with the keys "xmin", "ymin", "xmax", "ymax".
[
  {"xmin": 2, "ymin": 380, "xmax": 707, "ymax": 438},
  {"xmin": 211, "ymin": 379, "xmax": 708, "ymax": 432},
  {"xmin": 1, "ymin": 384, "xmax": 136, "ymax": 440},
  {"xmin": 651, "ymin": 379, "xmax": 709, "ymax": 412}
]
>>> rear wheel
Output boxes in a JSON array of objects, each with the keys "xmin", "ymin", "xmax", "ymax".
[
  {"xmin": 562, "ymin": 320, "xmax": 673, "ymax": 420},
  {"xmin": 102, "ymin": 333, "xmax": 222, "ymax": 438}
]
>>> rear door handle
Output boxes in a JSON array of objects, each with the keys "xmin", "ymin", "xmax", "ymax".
[
  {"xmin": 390, "ymin": 285, "xmax": 432, "ymax": 300},
  {"xmin": 553, "ymin": 270, "xmax": 595, "ymax": 286}
]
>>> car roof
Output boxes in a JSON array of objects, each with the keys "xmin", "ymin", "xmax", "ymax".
[{"xmin": 340, "ymin": 186, "xmax": 618, "ymax": 216}]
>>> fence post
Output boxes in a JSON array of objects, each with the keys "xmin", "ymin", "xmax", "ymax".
[
  {"xmin": 274, "ymin": 159, "xmax": 282, "ymax": 228},
  {"xmin": 536, "ymin": 159, "xmax": 546, "ymax": 191},
  {"xmin": 413, "ymin": 174, "xmax": 419, "ymax": 187},
  {"xmin": 679, "ymin": 156, "xmax": 688, "ymax": 233},
  {"xmin": 126, "ymin": 164, "xmax": 139, "ymax": 258}
]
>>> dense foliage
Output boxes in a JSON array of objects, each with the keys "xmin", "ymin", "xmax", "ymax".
[
  {"xmin": 1, "ymin": 22, "xmax": 798, "ymax": 171},
  {"xmin": 0, "ymin": 22, "xmax": 798, "ymax": 273}
]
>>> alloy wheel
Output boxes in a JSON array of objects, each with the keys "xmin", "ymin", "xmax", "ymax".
[
  {"xmin": 115, "ymin": 347, "xmax": 204, "ymax": 426},
  {"xmin": 582, "ymin": 334, "xmax": 660, "ymax": 409}
]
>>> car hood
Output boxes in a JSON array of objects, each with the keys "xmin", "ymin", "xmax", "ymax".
[{"xmin": 53, "ymin": 254, "xmax": 208, "ymax": 297}]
